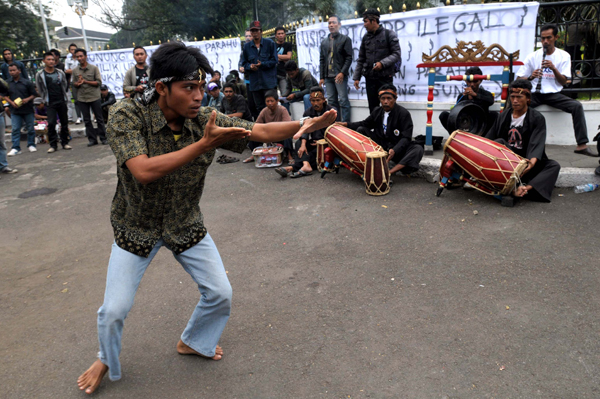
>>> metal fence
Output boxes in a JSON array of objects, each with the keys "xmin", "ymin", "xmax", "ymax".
[{"xmin": 265, "ymin": 0, "xmax": 600, "ymax": 99}]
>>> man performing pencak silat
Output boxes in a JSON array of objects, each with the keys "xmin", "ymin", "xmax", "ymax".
[{"xmin": 77, "ymin": 42, "xmax": 337, "ymax": 394}]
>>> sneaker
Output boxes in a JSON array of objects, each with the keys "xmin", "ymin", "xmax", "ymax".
[
  {"xmin": 63, "ymin": 144, "xmax": 72, "ymax": 150},
  {"xmin": 47, "ymin": 147, "xmax": 56, "ymax": 153},
  {"xmin": 76, "ymin": 118, "xmax": 81, "ymax": 124},
  {"xmin": 28, "ymin": 146, "xmax": 37, "ymax": 152},
  {"xmin": 1, "ymin": 167, "xmax": 18, "ymax": 174},
  {"xmin": 7, "ymin": 149, "xmax": 21, "ymax": 156}
]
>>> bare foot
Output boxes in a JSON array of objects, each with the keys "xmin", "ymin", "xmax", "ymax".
[
  {"xmin": 77, "ymin": 359, "xmax": 108, "ymax": 394},
  {"xmin": 176, "ymin": 339, "xmax": 223, "ymax": 360},
  {"xmin": 513, "ymin": 185, "xmax": 529, "ymax": 197}
]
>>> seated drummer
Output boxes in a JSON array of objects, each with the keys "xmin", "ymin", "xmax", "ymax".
[
  {"xmin": 439, "ymin": 66, "xmax": 497, "ymax": 135},
  {"xmin": 274, "ymin": 86, "xmax": 335, "ymax": 178},
  {"xmin": 338, "ymin": 84, "xmax": 424, "ymax": 175},
  {"xmin": 485, "ymin": 79, "xmax": 560, "ymax": 202}
]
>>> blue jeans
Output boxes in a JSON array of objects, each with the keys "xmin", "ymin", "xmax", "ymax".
[
  {"xmin": 0, "ymin": 114, "xmax": 7, "ymax": 170},
  {"xmin": 324, "ymin": 77, "xmax": 351, "ymax": 122},
  {"xmin": 97, "ymin": 233, "xmax": 232, "ymax": 381},
  {"xmin": 10, "ymin": 113, "xmax": 36, "ymax": 151},
  {"xmin": 283, "ymin": 93, "xmax": 311, "ymax": 114}
]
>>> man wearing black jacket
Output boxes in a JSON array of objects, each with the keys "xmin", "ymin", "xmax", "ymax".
[
  {"xmin": 319, "ymin": 15, "xmax": 352, "ymax": 122},
  {"xmin": 439, "ymin": 66, "xmax": 496, "ymax": 134},
  {"xmin": 275, "ymin": 87, "xmax": 335, "ymax": 178},
  {"xmin": 341, "ymin": 84, "xmax": 423, "ymax": 175},
  {"xmin": 100, "ymin": 85, "xmax": 116, "ymax": 123},
  {"xmin": 485, "ymin": 79, "xmax": 560, "ymax": 202},
  {"xmin": 353, "ymin": 9, "xmax": 401, "ymax": 113}
]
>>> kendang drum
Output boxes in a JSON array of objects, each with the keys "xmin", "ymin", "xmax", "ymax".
[
  {"xmin": 316, "ymin": 139, "xmax": 328, "ymax": 172},
  {"xmin": 324, "ymin": 125, "xmax": 384, "ymax": 175},
  {"xmin": 438, "ymin": 130, "xmax": 528, "ymax": 196},
  {"xmin": 364, "ymin": 151, "xmax": 391, "ymax": 196}
]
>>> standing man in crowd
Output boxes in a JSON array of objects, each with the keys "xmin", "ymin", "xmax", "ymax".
[
  {"xmin": 76, "ymin": 41, "xmax": 336, "ymax": 395},
  {"xmin": 72, "ymin": 48, "xmax": 108, "ymax": 146},
  {"xmin": 274, "ymin": 27, "xmax": 293, "ymax": 96},
  {"xmin": 517, "ymin": 24, "xmax": 597, "ymax": 157},
  {"xmin": 5, "ymin": 63, "xmax": 36, "ymax": 156},
  {"xmin": 123, "ymin": 46, "xmax": 150, "ymax": 100},
  {"xmin": 239, "ymin": 29, "xmax": 258, "ymax": 119},
  {"xmin": 353, "ymin": 9, "xmax": 401, "ymax": 113},
  {"xmin": 1, "ymin": 48, "xmax": 29, "ymax": 81},
  {"xmin": 0, "ymin": 78, "xmax": 18, "ymax": 175},
  {"xmin": 35, "ymin": 52, "xmax": 72, "ymax": 153},
  {"xmin": 319, "ymin": 15, "xmax": 352, "ymax": 123},
  {"xmin": 282, "ymin": 60, "xmax": 318, "ymax": 111},
  {"xmin": 65, "ymin": 43, "xmax": 82, "ymax": 124},
  {"xmin": 242, "ymin": 21, "xmax": 278, "ymax": 115},
  {"xmin": 100, "ymin": 84, "xmax": 116, "ymax": 124},
  {"xmin": 340, "ymin": 84, "xmax": 424, "ymax": 176},
  {"xmin": 51, "ymin": 49, "xmax": 65, "ymax": 72}
]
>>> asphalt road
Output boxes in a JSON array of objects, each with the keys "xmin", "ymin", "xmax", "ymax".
[{"xmin": 1, "ymin": 138, "xmax": 599, "ymax": 399}]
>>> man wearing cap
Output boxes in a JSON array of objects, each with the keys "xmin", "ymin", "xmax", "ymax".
[
  {"xmin": 100, "ymin": 85, "xmax": 116, "ymax": 124},
  {"xmin": 241, "ymin": 21, "xmax": 278, "ymax": 115},
  {"xmin": 353, "ymin": 9, "xmax": 401, "ymax": 113},
  {"xmin": 123, "ymin": 46, "xmax": 150, "ymax": 100},
  {"xmin": 339, "ymin": 84, "xmax": 423, "ymax": 176},
  {"xmin": 486, "ymin": 79, "xmax": 560, "ymax": 202},
  {"xmin": 207, "ymin": 82, "xmax": 224, "ymax": 109},
  {"xmin": 36, "ymin": 52, "xmax": 72, "ymax": 153}
]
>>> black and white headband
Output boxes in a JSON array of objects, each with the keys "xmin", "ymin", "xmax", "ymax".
[{"xmin": 139, "ymin": 67, "xmax": 207, "ymax": 105}]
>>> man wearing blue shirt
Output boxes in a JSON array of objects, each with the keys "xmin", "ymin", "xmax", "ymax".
[
  {"xmin": 241, "ymin": 21, "xmax": 278, "ymax": 115},
  {"xmin": 1, "ymin": 48, "xmax": 29, "ymax": 81}
]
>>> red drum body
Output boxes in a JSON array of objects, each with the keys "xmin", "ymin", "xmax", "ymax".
[
  {"xmin": 316, "ymin": 139, "xmax": 328, "ymax": 172},
  {"xmin": 442, "ymin": 130, "xmax": 528, "ymax": 195},
  {"xmin": 324, "ymin": 125, "xmax": 384, "ymax": 175},
  {"xmin": 364, "ymin": 152, "xmax": 391, "ymax": 196}
]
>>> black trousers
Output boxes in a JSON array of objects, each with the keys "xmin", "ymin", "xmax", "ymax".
[
  {"xmin": 251, "ymin": 88, "xmax": 275, "ymax": 116},
  {"xmin": 47, "ymin": 101, "xmax": 70, "ymax": 149},
  {"xmin": 365, "ymin": 75, "xmax": 393, "ymax": 113},
  {"xmin": 494, "ymin": 138, "xmax": 561, "ymax": 202},
  {"xmin": 246, "ymin": 84, "xmax": 258, "ymax": 120},
  {"xmin": 291, "ymin": 140, "xmax": 317, "ymax": 173},
  {"xmin": 79, "ymin": 99, "xmax": 107, "ymax": 144},
  {"xmin": 531, "ymin": 92, "xmax": 589, "ymax": 145}
]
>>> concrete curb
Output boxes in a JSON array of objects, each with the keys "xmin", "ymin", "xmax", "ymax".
[{"xmin": 415, "ymin": 158, "xmax": 600, "ymax": 188}]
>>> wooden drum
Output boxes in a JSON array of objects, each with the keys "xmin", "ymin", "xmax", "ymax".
[
  {"xmin": 316, "ymin": 139, "xmax": 328, "ymax": 172},
  {"xmin": 364, "ymin": 152, "xmax": 391, "ymax": 196},
  {"xmin": 443, "ymin": 130, "xmax": 528, "ymax": 195},
  {"xmin": 324, "ymin": 125, "xmax": 384, "ymax": 175}
]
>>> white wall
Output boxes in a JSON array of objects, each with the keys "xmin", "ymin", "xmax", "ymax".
[{"xmin": 289, "ymin": 100, "xmax": 600, "ymax": 146}]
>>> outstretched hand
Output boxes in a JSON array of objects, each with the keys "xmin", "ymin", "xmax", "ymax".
[
  {"xmin": 202, "ymin": 110, "xmax": 251, "ymax": 149},
  {"xmin": 293, "ymin": 109, "xmax": 338, "ymax": 140}
]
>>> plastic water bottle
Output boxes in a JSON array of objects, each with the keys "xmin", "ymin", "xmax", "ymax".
[{"xmin": 573, "ymin": 183, "xmax": 599, "ymax": 194}]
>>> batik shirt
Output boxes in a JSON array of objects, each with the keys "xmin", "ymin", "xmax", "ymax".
[{"xmin": 107, "ymin": 99, "xmax": 253, "ymax": 257}]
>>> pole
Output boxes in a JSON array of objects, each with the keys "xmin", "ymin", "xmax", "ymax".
[
  {"xmin": 78, "ymin": 8, "xmax": 89, "ymax": 50},
  {"xmin": 253, "ymin": 0, "xmax": 258, "ymax": 21},
  {"xmin": 38, "ymin": 0, "xmax": 51, "ymax": 50}
]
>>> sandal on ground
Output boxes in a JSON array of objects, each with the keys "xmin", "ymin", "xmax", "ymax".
[
  {"xmin": 242, "ymin": 156, "xmax": 254, "ymax": 163},
  {"xmin": 218, "ymin": 155, "xmax": 239, "ymax": 164},
  {"xmin": 274, "ymin": 167, "xmax": 289, "ymax": 177},
  {"xmin": 289, "ymin": 170, "xmax": 312, "ymax": 178},
  {"xmin": 574, "ymin": 148, "xmax": 599, "ymax": 157}
]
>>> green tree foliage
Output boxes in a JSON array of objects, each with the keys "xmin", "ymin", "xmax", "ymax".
[
  {"xmin": 0, "ymin": 0, "xmax": 48, "ymax": 58},
  {"xmin": 98, "ymin": 0, "xmax": 435, "ymax": 48}
]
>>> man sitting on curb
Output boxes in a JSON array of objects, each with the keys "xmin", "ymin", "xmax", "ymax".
[
  {"xmin": 282, "ymin": 60, "xmax": 318, "ymax": 112},
  {"xmin": 338, "ymin": 84, "xmax": 424, "ymax": 176},
  {"xmin": 275, "ymin": 86, "xmax": 335, "ymax": 178},
  {"xmin": 485, "ymin": 79, "xmax": 560, "ymax": 202}
]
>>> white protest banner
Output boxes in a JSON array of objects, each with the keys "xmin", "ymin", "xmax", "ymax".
[
  {"xmin": 296, "ymin": 2, "xmax": 539, "ymax": 102},
  {"xmin": 84, "ymin": 38, "xmax": 242, "ymax": 99}
]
